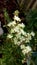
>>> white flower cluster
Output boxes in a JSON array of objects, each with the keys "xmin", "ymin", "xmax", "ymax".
[
  {"xmin": 7, "ymin": 10, "xmax": 35, "ymax": 57},
  {"xmin": 7, "ymin": 10, "xmax": 35, "ymax": 46},
  {"xmin": 20, "ymin": 44, "xmax": 32, "ymax": 55}
]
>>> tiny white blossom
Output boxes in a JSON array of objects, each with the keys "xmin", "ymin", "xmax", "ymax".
[
  {"xmin": 14, "ymin": 27, "xmax": 20, "ymax": 33},
  {"xmin": 13, "ymin": 10, "xmax": 19, "ymax": 16},
  {"xmin": 20, "ymin": 36, "xmax": 25, "ymax": 41},
  {"xmin": 26, "ymin": 46, "xmax": 32, "ymax": 53},
  {"xmin": 31, "ymin": 31, "xmax": 35, "ymax": 36},
  {"xmin": 20, "ymin": 29, "xmax": 25, "ymax": 35},
  {"xmin": 11, "ymin": 21, "xmax": 16, "ymax": 27},
  {"xmin": 7, "ymin": 34, "xmax": 13, "ymax": 38},
  {"xmin": 17, "ymin": 38, "xmax": 25, "ymax": 45},
  {"xmin": 7, "ymin": 22, "xmax": 13, "ymax": 27},
  {"xmin": 22, "ymin": 58, "xmax": 26, "ymax": 63},
  {"xmin": 25, "ymin": 33, "xmax": 32, "ymax": 43},
  {"xmin": 20, "ymin": 44, "xmax": 25, "ymax": 49},
  {"xmin": 17, "ymin": 42, "xmax": 21, "ymax": 45},
  {"xmin": 27, "ymin": 33, "xmax": 32, "ymax": 40},
  {"xmin": 10, "ymin": 26, "xmax": 20, "ymax": 33},
  {"xmin": 14, "ymin": 15, "xmax": 21, "ymax": 22},
  {"xmin": 25, "ymin": 38, "xmax": 30, "ymax": 43},
  {"xmin": 7, "ymin": 21, "xmax": 16, "ymax": 27},
  {"xmin": 22, "ymin": 49, "xmax": 27, "ymax": 55},
  {"xmin": 18, "ymin": 23, "xmax": 25, "ymax": 29},
  {"xmin": 14, "ymin": 38, "xmax": 18, "ymax": 45},
  {"xmin": 10, "ymin": 29, "xmax": 15, "ymax": 33},
  {"xmin": 22, "ymin": 46, "xmax": 32, "ymax": 55}
]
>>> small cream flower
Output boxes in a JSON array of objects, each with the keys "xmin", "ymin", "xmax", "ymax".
[
  {"xmin": 12, "ymin": 27, "xmax": 19, "ymax": 33},
  {"xmin": 25, "ymin": 33, "xmax": 32, "ymax": 43},
  {"xmin": 22, "ymin": 58, "xmax": 26, "ymax": 63},
  {"xmin": 18, "ymin": 23, "xmax": 25, "ymax": 29},
  {"xmin": 7, "ymin": 34, "xmax": 13, "ymax": 38},
  {"xmin": 27, "ymin": 33, "xmax": 32, "ymax": 40},
  {"xmin": 14, "ymin": 37, "xmax": 18, "ymax": 45},
  {"xmin": 13, "ymin": 10, "xmax": 19, "ymax": 16},
  {"xmin": 20, "ymin": 44, "xmax": 25, "ymax": 49},
  {"xmin": 25, "ymin": 38, "xmax": 30, "ymax": 43},
  {"xmin": 31, "ymin": 31, "xmax": 35, "ymax": 36},
  {"xmin": 7, "ymin": 22, "xmax": 13, "ymax": 27},
  {"xmin": 21, "ymin": 46, "xmax": 32, "ymax": 55},
  {"xmin": 26, "ymin": 46, "xmax": 32, "ymax": 53},
  {"xmin": 20, "ymin": 29, "xmax": 25, "ymax": 35},
  {"xmin": 10, "ymin": 29, "xmax": 15, "ymax": 33},
  {"xmin": 7, "ymin": 21, "xmax": 16, "ymax": 27},
  {"xmin": 22, "ymin": 49, "xmax": 26, "ymax": 55},
  {"xmin": 14, "ymin": 15, "xmax": 21, "ymax": 22},
  {"xmin": 11, "ymin": 21, "xmax": 16, "ymax": 27}
]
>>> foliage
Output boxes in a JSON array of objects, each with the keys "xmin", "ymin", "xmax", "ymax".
[{"xmin": 26, "ymin": 9, "xmax": 37, "ymax": 65}]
